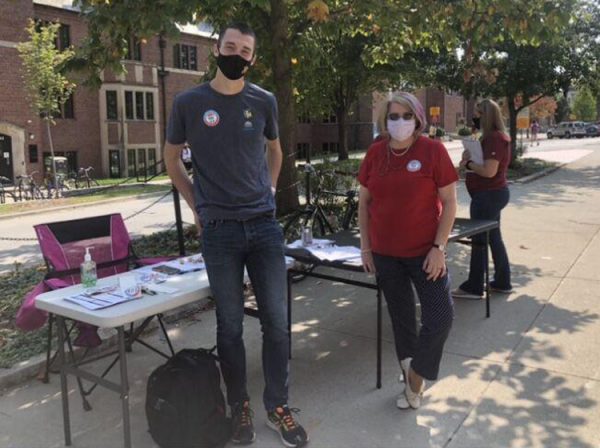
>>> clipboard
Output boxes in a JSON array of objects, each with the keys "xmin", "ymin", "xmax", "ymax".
[{"xmin": 461, "ymin": 139, "xmax": 484, "ymax": 165}]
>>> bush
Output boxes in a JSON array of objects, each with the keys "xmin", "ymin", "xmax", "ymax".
[
  {"xmin": 436, "ymin": 127, "xmax": 445, "ymax": 137},
  {"xmin": 458, "ymin": 127, "xmax": 472, "ymax": 136}
]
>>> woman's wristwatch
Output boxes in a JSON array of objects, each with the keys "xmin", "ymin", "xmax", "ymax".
[
  {"xmin": 465, "ymin": 160, "xmax": 474, "ymax": 171},
  {"xmin": 432, "ymin": 243, "xmax": 446, "ymax": 252}
]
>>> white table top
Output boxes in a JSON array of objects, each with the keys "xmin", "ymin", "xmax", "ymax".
[{"xmin": 35, "ymin": 270, "xmax": 212, "ymax": 328}]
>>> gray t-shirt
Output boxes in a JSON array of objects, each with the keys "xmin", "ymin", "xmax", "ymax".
[{"xmin": 167, "ymin": 82, "xmax": 279, "ymax": 222}]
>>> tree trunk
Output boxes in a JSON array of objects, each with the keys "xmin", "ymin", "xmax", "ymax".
[
  {"xmin": 270, "ymin": 0, "xmax": 299, "ymax": 215},
  {"xmin": 46, "ymin": 119, "xmax": 59, "ymax": 198},
  {"xmin": 336, "ymin": 107, "xmax": 349, "ymax": 161},
  {"xmin": 507, "ymin": 95, "xmax": 519, "ymax": 165}
]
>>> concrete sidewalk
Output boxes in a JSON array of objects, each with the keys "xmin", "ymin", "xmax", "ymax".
[{"xmin": 1, "ymin": 149, "xmax": 600, "ymax": 447}]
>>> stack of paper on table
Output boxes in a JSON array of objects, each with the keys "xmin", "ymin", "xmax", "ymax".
[
  {"xmin": 64, "ymin": 285, "xmax": 131, "ymax": 310},
  {"xmin": 287, "ymin": 239, "xmax": 362, "ymax": 262}
]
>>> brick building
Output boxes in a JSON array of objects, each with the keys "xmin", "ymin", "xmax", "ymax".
[
  {"xmin": 0, "ymin": 0, "xmax": 213, "ymax": 183},
  {"xmin": 1, "ymin": 0, "xmax": 475, "ymax": 184}
]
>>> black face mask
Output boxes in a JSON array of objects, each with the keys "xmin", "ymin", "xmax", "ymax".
[
  {"xmin": 472, "ymin": 117, "xmax": 481, "ymax": 130},
  {"xmin": 216, "ymin": 53, "xmax": 251, "ymax": 80}
]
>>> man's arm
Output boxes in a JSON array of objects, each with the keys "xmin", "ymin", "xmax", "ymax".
[
  {"xmin": 164, "ymin": 141, "xmax": 203, "ymax": 235},
  {"xmin": 266, "ymin": 138, "xmax": 283, "ymax": 192}
]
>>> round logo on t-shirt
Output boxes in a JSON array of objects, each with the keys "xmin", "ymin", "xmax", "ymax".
[
  {"xmin": 407, "ymin": 160, "xmax": 422, "ymax": 172},
  {"xmin": 203, "ymin": 109, "xmax": 220, "ymax": 127}
]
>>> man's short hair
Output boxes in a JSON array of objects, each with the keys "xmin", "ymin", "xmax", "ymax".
[{"xmin": 217, "ymin": 22, "xmax": 257, "ymax": 54}]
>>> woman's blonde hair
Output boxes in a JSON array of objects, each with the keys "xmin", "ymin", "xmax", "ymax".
[
  {"xmin": 478, "ymin": 99, "xmax": 507, "ymax": 139},
  {"xmin": 376, "ymin": 92, "xmax": 427, "ymax": 138}
]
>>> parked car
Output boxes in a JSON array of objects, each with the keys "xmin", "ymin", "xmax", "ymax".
[
  {"xmin": 585, "ymin": 123, "xmax": 600, "ymax": 137},
  {"xmin": 546, "ymin": 121, "xmax": 587, "ymax": 139}
]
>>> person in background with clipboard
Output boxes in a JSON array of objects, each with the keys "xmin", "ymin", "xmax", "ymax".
[{"xmin": 453, "ymin": 99, "xmax": 513, "ymax": 299}]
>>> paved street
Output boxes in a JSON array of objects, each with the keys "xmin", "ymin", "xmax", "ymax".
[{"xmin": 1, "ymin": 140, "xmax": 600, "ymax": 448}]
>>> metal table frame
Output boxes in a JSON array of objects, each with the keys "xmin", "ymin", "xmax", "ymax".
[{"xmin": 284, "ymin": 218, "xmax": 499, "ymax": 390}]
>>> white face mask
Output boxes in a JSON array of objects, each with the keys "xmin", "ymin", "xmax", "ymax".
[{"xmin": 387, "ymin": 118, "xmax": 416, "ymax": 142}]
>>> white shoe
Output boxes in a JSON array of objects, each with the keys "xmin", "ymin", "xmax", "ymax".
[
  {"xmin": 397, "ymin": 362, "xmax": 425, "ymax": 410},
  {"xmin": 396, "ymin": 358, "xmax": 411, "ymax": 399}
]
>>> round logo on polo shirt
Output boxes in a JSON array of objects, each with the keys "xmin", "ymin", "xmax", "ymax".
[
  {"xmin": 203, "ymin": 109, "xmax": 220, "ymax": 127},
  {"xmin": 407, "ymin": 160, "xmax": 422, "ymax": 172}
]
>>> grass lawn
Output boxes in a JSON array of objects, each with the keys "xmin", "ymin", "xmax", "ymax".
[{"xmin": 0, "ymin": 184, "xmax": 171, "ymax": 216}]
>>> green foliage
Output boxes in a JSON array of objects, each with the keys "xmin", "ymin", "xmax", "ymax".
[
  {"xmin": 458, "ymin": 127, "xmax": 472, "ymax": 136},
  {"xmin": 0, "ymin": 266, "xmax": 47, "ymax": 369},
  {"xmin": 435, "ymin": 127, "xmax": 445, "ymax": 137},
  {"xmin": 572, "ymin": 86, "xmax": 597, "ymax": 121},
  {"xmin": 17, "ymin": 20, "xmax": 76, "ymax": 122}
]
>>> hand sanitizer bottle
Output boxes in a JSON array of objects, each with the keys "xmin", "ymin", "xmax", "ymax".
[{"xmin": 81, "ymin": 247, "xmax": 97, "ymax": 288}]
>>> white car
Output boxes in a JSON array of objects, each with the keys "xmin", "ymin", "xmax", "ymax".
[{"xmin": 547, "ymin": 121, "xmax": 587, "ymax": 139}]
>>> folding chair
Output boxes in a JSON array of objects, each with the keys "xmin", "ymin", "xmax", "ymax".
[{"xmin": 16, "ymin": 213, "xmax": 175, "ymax": 410}]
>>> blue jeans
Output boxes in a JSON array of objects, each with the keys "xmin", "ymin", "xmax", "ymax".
[
  {"xmin": 202, "ymin": 215, "xmax": 289, "ymax": 411},
  {"xmin": 460, "ymin": 188, "xmax": 511, "ymax": 295},
  {"xmin": 373, "ymin": 253, "xmax": 454, "ymax": 381}
]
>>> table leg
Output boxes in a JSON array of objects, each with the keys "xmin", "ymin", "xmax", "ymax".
[
  {"xmin": 287, "ymin": 270, "xmax": 292, "ymax": 360},
  {"xmin": 376, "ymin": 283, "xmax": 382, "ymax": 389},
  {"xmin": 485, "ymin": 231, "xmax": 491, "ymax": 318},
  {"xmin": 57, "ymin": 316, "xmax": 71, "ymax": 446},
  {"xmin": 117, "ymin": 326, "xmax": 131, "ymax": 448}
]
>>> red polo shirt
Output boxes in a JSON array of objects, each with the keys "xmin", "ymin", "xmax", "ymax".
[
  {"xmin": 358, "ymin": 136, "xmax": 458, "ymax": 258},
  {"xmin": 466, "ymin": 130, "xmax": 511, "ymax": 193}
]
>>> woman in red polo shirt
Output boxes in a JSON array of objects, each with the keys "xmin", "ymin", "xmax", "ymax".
[
  {"xmin": 358, "ymin": 92, "xmax": 458, "ymax": 410},
  {"xmin": 453, "ymin": 99, "xmax": 512, "ymax": 299}
]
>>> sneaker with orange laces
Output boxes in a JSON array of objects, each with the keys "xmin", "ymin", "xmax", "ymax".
[
  {"xmin": 267, "ymin": 405, "xmax": 309, "ymax": 447},
  {"xmin": 231, "ymin": 400, "xmax": 256, "ymax": 445}
]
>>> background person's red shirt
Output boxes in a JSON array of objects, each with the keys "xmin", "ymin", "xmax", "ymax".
[
  {"xmin": 358, "ymin": 136, "xmax": 458, "ymax": 258},
  {"xmin": 466, "ymin": 130, "xmax": 511, "ymax": 194}
]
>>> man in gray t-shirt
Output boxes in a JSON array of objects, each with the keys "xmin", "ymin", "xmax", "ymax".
[{"xmin": 164, "ymin": 22, "xmax": 308, "ymax": 448}]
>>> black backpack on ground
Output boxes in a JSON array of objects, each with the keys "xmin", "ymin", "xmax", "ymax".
[{"xmin": 145, "ymin": 348, "xmax": 231, "ymax": 448}]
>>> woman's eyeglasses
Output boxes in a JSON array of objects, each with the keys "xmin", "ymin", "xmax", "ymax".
[{"xmin": 387, "ymin": 112, "xmax": 415, "ymax": 121}]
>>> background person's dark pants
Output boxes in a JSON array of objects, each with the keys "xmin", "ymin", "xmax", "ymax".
[
  {"xmin": 373, "ymin": 253, "xmax": 454, "ymax": 381},
  {"xmin": 459, "ymin": 187, "xmax": 511, "ymax": 295},
  {"xmin": 202, "ymin": 215, "xmax": 289, "ymax": 411}
]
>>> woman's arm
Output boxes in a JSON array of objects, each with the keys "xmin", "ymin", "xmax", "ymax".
[
  {"xmin": 459, "ymin": 158, "xmax": 499, "ymax": 178},
  {"xmin": 358, "ymin": 185, "xmax": 376, "ymax": 273},
  {"xmin": 423, "ymin": 182, "xmax": 457, "ymax": 280}
]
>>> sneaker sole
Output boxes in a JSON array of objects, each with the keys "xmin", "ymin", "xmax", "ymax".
[
  {"xmin": 231, "ymin": 432, "xmax": 257, "ymax": 445},
  {"xmin": 266, "ymin": 420, "xmax": 309, "ymax": 448},
  {"xmin": 452, "ymin": 292, "xmax": 483, "ymax": 300},
  {"xmin": 491, "ymin": 288, "xmax": 514, "ymax": 294}
]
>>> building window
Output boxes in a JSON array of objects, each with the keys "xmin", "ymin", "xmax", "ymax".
[
  {"xmin": 148, "ymin": 148, "xmax": 156, "ymax": 176},
  {"xmin": 322, "ymin": 142, "xmax": 339, "ymax": 153},
  {"xmin": 173, "ymin": 44, "xmax": 198, "ymax": 70},
  {"xmin": 106, "ymin": 90, "xmax": 118, "ymax": 120},
  {"xmin": 125, "ymin": 36, "xmax": 142, "ymax": 61},
  {"xmin": 65, "ymin": 151, "xmax": 77, "ymax": 174},
  {"xmin": 127, "ymin": 149, "xmax": 136, "ymax": 176},
  {"xmin": 35, "ymin": 20, "xmax": 70, "ymax": 50},
  {"xmin": 28, "ymin": 144, "xmax": 38, "ymax": 163},
  {"xmin": 124, "ymin": 90, "xmax": 156, "ymax": 121},
  {"xmin": 125, "ymin": 91, "xmax": 134, "ymax": 119},
  {"xmin": 145, "ymin": 92, "xmax": 154, "ymax": 120},
  {"xmin": 56, "ymin": 93, "xmax": 74, "ymax": 119},
  {"xmin": 58, "ymin": 24, "xmax": 70, "ymax": 50},
  {"xmin": 109, "ymin": 150, "xmax": 121, "ymax": 178},
  {"xmin": 135, "ymin": 92, "xmax": 144, "ymax": 120},
  {"xmin": 137, "ymin": 148, "xmax": 147, "ymax": 176},
  {"xmin": 297, "ymin": 113, "xmax": 311, "ymax": 124},
  {"xmin": 322, "ymin": 113, "xmax": 337, "ymax": 124},
  {"xmin": 296, "ymin": 142, "xmax": 309, "ymax": 159}
]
